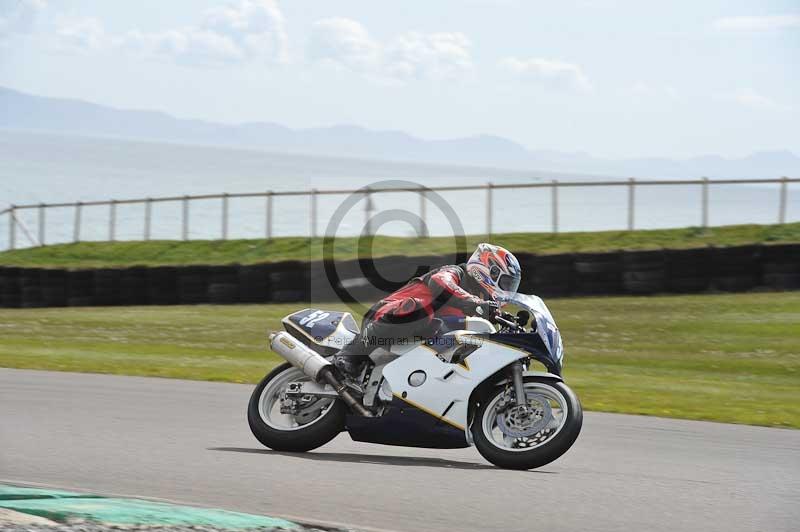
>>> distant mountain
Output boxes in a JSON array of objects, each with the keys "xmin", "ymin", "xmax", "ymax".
[{"xmin": 2, "ymin": 85, "xmax": 798, "ymax": 179}]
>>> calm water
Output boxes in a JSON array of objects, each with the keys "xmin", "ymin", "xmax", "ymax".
[{"xmin": 1, "ymin": 130, "xmax": 797, "ymax": 249}]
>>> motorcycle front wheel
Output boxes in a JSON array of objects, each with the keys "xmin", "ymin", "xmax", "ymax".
[
  {"xmin": 247, "ymin": 362, "xmax": 346, "ymax": 452},
  {"xmin": 472, "ymin": 377, "xmax": 582, "ymax": 470}
]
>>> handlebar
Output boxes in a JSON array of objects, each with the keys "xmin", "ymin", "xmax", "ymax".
[{"xmin": 494, "ymin": 312, "xmax": 523, "ymax": 332}]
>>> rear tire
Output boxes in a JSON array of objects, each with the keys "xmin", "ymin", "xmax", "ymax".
[
  {"xmin": 472, "ymin": 378, "xmax": 582, "ymax": 470},
  {"xmin": 247, "ymin": 363, "xmax": 345, "ymax": 452}
]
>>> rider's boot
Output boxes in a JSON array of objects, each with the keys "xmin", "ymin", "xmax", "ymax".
[{"xmin": 334, "ymin": 335, "xmax": 369, "ymax": 378}]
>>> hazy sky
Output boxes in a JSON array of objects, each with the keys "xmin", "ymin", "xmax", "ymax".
[{"xmin": 1, "ymin": 0, "xmax": 798, "ymax": 159}]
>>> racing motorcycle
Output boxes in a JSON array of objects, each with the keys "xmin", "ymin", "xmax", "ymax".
[{"xmin": 247, "ymin": 292, "xmax": 582, "ymax": 470}]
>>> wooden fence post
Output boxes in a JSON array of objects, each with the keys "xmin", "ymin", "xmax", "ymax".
[
  {"xmin": 182, "ymin": 196, "xmax": 189, "ymax": 240},
  {"xmin": 109, "ymin": 201, "xmax": 117, "ymax": 241},
  {"xmin": 779, "ymin": 176, "xmax": 788, "ymax": 224},
  {"xmin": 551, "ymin": 180, "xmax": 559, "ymax": 234},
  {"xmin": 144, "ymin": 198, "xmax": 152, "ymax": 240},
  {"xmin": 419, "ymin": 186, "xmax": 428, "ymax": 237},
  {"xmin": 266, "ymin": 191, "xmax": 273, "ymax": 240},
  {"xmin": 364, "ymin": 188, "xmax": 373, "ymax": 236},
  {"xmin": 701, "ymin": 177, "xmax": 709, "ymax": 229},
  {"xmin": 8, "ymin": 206, "xmax": 15, "ymax": 250},
  {"xmin": 222, "ymin": 193, "xmax": 229, "ymax": 240},
  {"xmin": 486, "ymin": 182, "xmax": 493, "ymax": 237},
  {"xmin": 73, "ymin": 202, "xmax": 83, "ymax": 242},
  {"xmin": 311, "ymin": 189, "xmax": 318, "ymax": 238},
  {"xmin": 628, "ymin": 178, "xmax": 636, "ymax": 231},
  {"xmin": 38, "ymin": 204, "xmax": 46, "ymax": 246}
]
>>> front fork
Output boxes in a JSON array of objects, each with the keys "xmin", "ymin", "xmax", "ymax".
[{"xmin": 510, "ymin": 360, "xmax": 527, "ymax": 406}]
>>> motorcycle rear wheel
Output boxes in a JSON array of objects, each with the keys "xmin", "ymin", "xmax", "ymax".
[
  {"xmin": 472, "ymin": 378, "xmax": 582, "ymax": 470},
  {"xmin": 248, "ymin": 363, "xmax": 346, "ymax": 452}
]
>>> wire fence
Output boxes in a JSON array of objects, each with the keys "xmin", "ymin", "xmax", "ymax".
[{"xmin": 1, "ymin": 177, "xmax": 797, "ymax": 250}]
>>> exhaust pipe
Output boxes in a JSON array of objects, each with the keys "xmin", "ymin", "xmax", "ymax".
[
  {"xmin": 269, "ymin": 332, "xmax": 371, "ymax": 417},
  {"xmin": 269, "ymin": 331, "xmax": 332, "ymax": 381}
]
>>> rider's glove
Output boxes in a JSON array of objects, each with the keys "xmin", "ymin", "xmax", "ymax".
[{"xmin": 474, "ymin": 300, "xmax": 500, "ymax": 319}]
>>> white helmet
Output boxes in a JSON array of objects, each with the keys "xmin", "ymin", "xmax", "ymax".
[{"xmin": 465, "ymin": 243, "xmax": 522, "ymax": 299}]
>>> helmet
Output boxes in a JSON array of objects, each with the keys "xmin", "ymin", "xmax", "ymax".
[{"xmin": 466, "ymin": 243, "xmax": 522, "ymax": 299}]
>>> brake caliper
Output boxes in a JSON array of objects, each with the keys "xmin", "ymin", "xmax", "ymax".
[{"xmin": 496, "ymin": 392, "xmax": 553, "ymax": 438}]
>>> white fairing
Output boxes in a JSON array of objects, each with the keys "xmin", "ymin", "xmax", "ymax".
[
  {"xmin": 497, "ymin": 291, "xmax": 564, "ymax": 363},
  {"xmin": 381, "ymin": 337, "xmax": 528, "ymax": 444},
  {"xmin": 464, "ymin": 316, "xmax": 495, "ymax": 333}
]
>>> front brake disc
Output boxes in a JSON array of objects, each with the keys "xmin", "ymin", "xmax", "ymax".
[{"xmin": 497, "ymin": 394, "xmax": 552, "ymax": 438}]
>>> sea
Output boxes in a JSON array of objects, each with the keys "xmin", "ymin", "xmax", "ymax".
[{"xmin": 1, "ymin": 130, "xmax": 797, "ymax": 250}]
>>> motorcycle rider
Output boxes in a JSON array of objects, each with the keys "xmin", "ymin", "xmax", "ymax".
[{"xmin": 335, "ymin": 243, "xmax": 522, "ymax": 376}]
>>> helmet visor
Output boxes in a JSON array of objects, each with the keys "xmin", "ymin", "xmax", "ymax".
[{"xmin": 497, "ymin": 273, "xmax": 520, "ymax": 293}]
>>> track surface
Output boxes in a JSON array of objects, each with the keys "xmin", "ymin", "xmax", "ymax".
[{"xmin": 1, "ymin": 369, "xmax": 798, "ymax": 532}]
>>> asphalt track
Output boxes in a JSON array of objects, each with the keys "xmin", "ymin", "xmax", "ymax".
[{"xmin": 1, "ymin": 368, "xmax": 798, "ymax": 532}]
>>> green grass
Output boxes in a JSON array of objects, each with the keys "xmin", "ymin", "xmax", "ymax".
[
  {"xmin": 1, "ymin": 222, "xmax": 799, "ymax": 268},
  {"xmin": 0, "ymin": 292, "xmax": 798, "ymax": 428}
]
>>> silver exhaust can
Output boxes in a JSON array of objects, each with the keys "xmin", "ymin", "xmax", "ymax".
[{"xmin": 269, "ymin": 331, "xmax": 333, "ymax": 382}]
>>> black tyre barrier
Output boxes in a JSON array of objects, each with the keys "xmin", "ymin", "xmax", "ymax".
[
  {"xmin": 714, "ymin": 275, "xmax": 759, "ymax": 292},
  {"xmin": 763, "ymin": 273, "xmax": 800, "ymax": 289},
  {"xmin": 67, "ymin": 270, "xmax": 94, "ymax": 306},
  {"xmin": 711, "ymin": 245, "xmax": 761, "ymax": 292},
  {"xmin": 178, "ymin": 265, "xmax": 210, "ymax": 304},
  {"xmin": 21, "ymin": 286, "xmax": 44, "ymax": 308},
  {"xmin": 0, "ymin": 293, "xmax": 21, "ymax": 307},
  {"xmin": 762, "ymin": 243, "xmax": 800, "ymax": 259},
  {"xmin": 41, "ymin": 269, "xmax": 68, "ymax": 307},
  {"xmin": 368, "ymin": 255, "xmax": 429, "ymax": 293},
  {"xmin": 712, "ymin": 245, "xmax": 761, "ymax": 274},
  {"xmin": 19, "ymin": 268, "xmax": 43, "ymax": 287},
  {"xmin": 328, "ymin": 258, "xmax": 374, "ymax": 303},
  {"xmin": 670, "ymin": 277, "xmax": 710, "ymax": 293},
  {"xmin": 573, "ymin": 252, "xmax": 622, "ymax": 295},
  {"xmin": 621, "ymin": 250, "xmax": 666, "ymax": 294},
  {"xmin": 515, "ymin": 253, "xmax": 537, "ymax": 294},
  {"xmin": 147, "ymin": 266, "xmax": 179, "ymax": 305},
  {"xmin": 318, "ymin": 254, "xmax": 450, "ymax": 304},
  {"xmin": 574, "ymin": 252, "xmax": 622, "ymax": 274},
  {"xmin": 666, "ymin": 247, "xmax": 711, "ymax": 276},
  {"xmin": 209, "ymin": 265, "xmax": 239, "ymax": 284},
  {"xmin": 93, "ymin": 269, "xmax": 121, "ymax": 306},
  {"xmin": 238, "ymin": 264, "xmax": 272, "ymax": 303},
  {"xmin": 67, "ymin": 296, "xmax": 94, "ymax": 307},
  {"xmin": 271, "ymin": 289, "xmax": 308, "ymax": 303},
  {"xmin": 761, "ymin": 245, "xmax": 799, "ymax": 289},
  {"xmin": 763, "ymin": 262, "xmax": 798, "ymax": 274},
  {"xmin": 267, "ymin": 262, "xmax": 307, "ymax": 284},
  {"xmin": 666, "ymin": 248, "xmax": 711, "ymax": 293},
  {"xmin": 622, "ymin": 270, "xmax": 664, "ymax": 282},
  {"xmin": 208, "ymin": 283, "xmax": 239, "ymax": 304},
  {"xmin": 309, "ymin": 260, "xmax": 339, "ymax": 302},
  {"xmin": 119, "ymin": 267, "xmax": 149, "ymax": 305},
  {"xmin": 624, "ymin": 280, "xmax": 664, "ymax": 294},
  {"xmin": 19, "ymin": 269, "xmax": 44, "ymax": 308},
  {"xmin": 1, "ymin": 243, "xmax": 799, "ymax": 308},
  {"xmin": 621, "ymin": 249, "xmax": 665, "ymax": 269},
  {"xmin": 268, "ymin": 261, "xmax": 310, "ymax": 302},
  {"xmin": 622, "ymin": 271, "xmax": 666, "ymax": 295},
  {"xmin": 454, "ymin": 251, "xmax": 470, "ymax": 264},
  {"xmin": 530, "ymin": 255, "xmax": 573, "ymax": 297}
]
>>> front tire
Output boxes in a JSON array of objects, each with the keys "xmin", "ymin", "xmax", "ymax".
[
  {"xmin": 472, "ymin": 378, "xmax": 582, "ymax": 470},
  {"xmin": 247, "ymin": 363, "xmax": 346, "ymax": 452}
]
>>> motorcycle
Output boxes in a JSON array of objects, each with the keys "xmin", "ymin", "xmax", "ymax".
[{"xmin": 247, "ymin": 292, "xmax": 582, "ymax": 470}]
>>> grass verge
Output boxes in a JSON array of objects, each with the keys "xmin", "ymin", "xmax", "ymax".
[
  {"xmin": 0, "ymin": 292, "xmax": 798, "ymax": 428},
  {"xmin": 1, "ymin": 222, "xmax": 799, "ymax": 268}
]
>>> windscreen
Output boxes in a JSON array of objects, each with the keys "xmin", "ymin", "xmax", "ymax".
[{"xmin": 496, "ymin": 292, "xmax": 564, "ymax": 363}]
